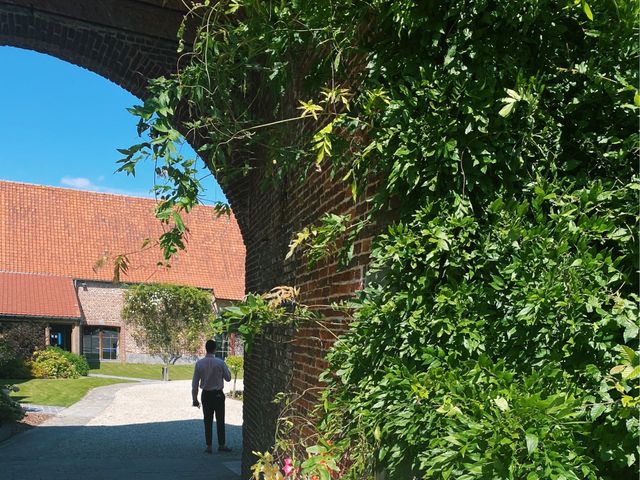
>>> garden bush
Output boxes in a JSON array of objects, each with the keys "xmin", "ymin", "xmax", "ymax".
[
  {"xmin": 0, "ymin": 322, "xmax": 44, "ymax": 379},
  {"xmin": 0, "ymin": 341, "xmax": 12, "ymax": 368},
  {"xmin": 31, "ymin": 347, "xmax": 79, "ymax": 379},
  {"xmin": 0, "ymin": 385, "xmax": 24, "ymax": 425},
  {"xmin": 0, "ymin": 322, "xmax": 45, "ymax": 360},
  {"xmin": 0, "ymin": 358, "xmax": 33, "ymax": 380},
  {"xmin": 0, "ymin": 341, "xmax": 33, "ymax": 380},
  {"xmin": 226, "ymin": 355, "xmax": 244, "ymax": 377},
  {"xmin": 57, "ymin": 348, "xmax": 90, "ymax": 376},
  {"xmin": 226, "ymin": 355, "xmax": 244, "ymax": 394}
]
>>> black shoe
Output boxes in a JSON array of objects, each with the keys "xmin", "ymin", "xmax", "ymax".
[
  {"xmin": 204, "ymin": 447, "xmax": 213, "ymax": 454},
  {"xmin": 218, "ymin": 445, "xmax": 232, "ymax": 452}
]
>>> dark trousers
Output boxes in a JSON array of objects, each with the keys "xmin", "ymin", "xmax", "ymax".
[{"xmin": 201, "ymin": 389, "xmax": 225, "ymax": 447}]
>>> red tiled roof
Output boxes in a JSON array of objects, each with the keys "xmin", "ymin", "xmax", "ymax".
[
  {"xmin": 0, "ymin": 181, "xmax": 245, "ymax": 300},
  {"xmin": 0, "ymin": 271, "xmax": 81, "ymax": 318}
]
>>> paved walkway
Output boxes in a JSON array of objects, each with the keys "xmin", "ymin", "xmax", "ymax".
[
  {"xmin": 87, "ymin": 374, "xmax": 244, "ymax": 391},
  {"xmin": 0, "ymin": 381, "xmax": 242, "ymax": 479},
  {"xmin": 88, "ymin": 373, "xmax": 157, "ymax": 382}
]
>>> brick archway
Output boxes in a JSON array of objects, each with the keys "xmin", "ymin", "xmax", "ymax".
[
  {"xmin": 0, "ymin": 0, "xmax": 184, "ymax": 97},
  {"xmin": 1, "ymin": 2, "xmax": 370, "ymax": 475}
]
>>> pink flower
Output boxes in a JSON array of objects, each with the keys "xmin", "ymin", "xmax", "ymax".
[{"xmin": 283, "ymin": 458, "xmax": 294, "ymax": 477}]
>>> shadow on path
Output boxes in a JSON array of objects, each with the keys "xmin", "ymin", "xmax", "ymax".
[
  {"xmin": 0, "ymin": 420, "xmax": 242, "ymax": 480},
  {"xmin": 0, "ymin": 381, "xmax": 242, "ymax": 480}
]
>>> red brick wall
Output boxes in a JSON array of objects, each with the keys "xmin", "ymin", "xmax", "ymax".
[
  {"xmin": 225, "ymin": 162, "xmax": 377, "ymax": 475},
  {"xmin": 77, "ymin": 281, "xmax": 124, "ymax": 328},
  {"xmin": 77, "ymin": 281, "xmax": 220, "ymax": 363},
  {"xmin": 77, "ymin": 281, "xmax": 138, "ymax": 362}
]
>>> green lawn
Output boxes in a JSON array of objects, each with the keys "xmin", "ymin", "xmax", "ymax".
[
  {"xmin": 89, "ymin": 362, "xmax": 196, "ymax": 380},
  {"xmin": 89, "ymin": 362, "xmax": 242, "ymax": 381},
  {"xmin": 3, "ymin": 377, "xmax": 133, "ymax": 407}
]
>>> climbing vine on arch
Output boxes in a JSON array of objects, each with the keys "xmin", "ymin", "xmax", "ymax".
[{"xmin": 119, "ymin": 0, "xmax": 639, "ymax": 478}]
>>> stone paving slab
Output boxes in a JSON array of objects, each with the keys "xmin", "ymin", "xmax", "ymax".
[
  {"xmin": 21, "ymin": 404, "xmax": 66, "ymax": 414},
  {"xmin": 0, "ymin": 380, "xmax": 242, "ymax": 479}
]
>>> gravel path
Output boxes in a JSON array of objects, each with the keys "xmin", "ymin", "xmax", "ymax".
[{"xmin": 0, "ymin": 380, "xmax": 242, "ymax": 480}]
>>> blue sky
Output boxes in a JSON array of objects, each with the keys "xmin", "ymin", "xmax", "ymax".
[{"xmin": 0, "ymin": 46, "xmax": 226, "ymax": 204}]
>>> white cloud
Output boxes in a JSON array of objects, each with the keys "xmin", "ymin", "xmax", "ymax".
[
  {"xmin": 61, "ymin": 176, "xmax": 92, "ymax": 188},
  {"xmin": 59, "ymin": 176, "xmax": 152, "ymax": 198}
]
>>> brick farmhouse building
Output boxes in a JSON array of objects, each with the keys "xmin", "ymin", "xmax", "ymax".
[{"xmin": 0, "ymin": 180, "xmax": 245, "ymax": 363}]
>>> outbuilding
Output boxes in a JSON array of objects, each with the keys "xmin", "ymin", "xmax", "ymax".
[{"xmin": 0, "ymin": 180, "xmax": 246, "ymax": 362}]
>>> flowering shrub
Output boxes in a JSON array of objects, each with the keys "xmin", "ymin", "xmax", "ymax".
[
  {"xmin": 252, "ymin": 448, "xmax": 341, "ymax": 480},
  {"xmin": 31, "ymin": 347, "xmax": 80, "ymax": 379},
  {"xmin": 57, "ymin": 348, "xmax": 90, "ymax": 376},
  {"xmin": 122, "ymin": 284, "xmax": 213, "ymax": 367}
]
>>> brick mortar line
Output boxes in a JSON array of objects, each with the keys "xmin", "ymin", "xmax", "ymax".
[{"xmin": 0, "ymin": 2, "xmax": 180, "ymax": 46}]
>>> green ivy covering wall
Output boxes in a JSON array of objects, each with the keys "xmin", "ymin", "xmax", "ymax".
[{"xmin": 121, "ymin": 1, "xmax": 638, "ymax": 478}]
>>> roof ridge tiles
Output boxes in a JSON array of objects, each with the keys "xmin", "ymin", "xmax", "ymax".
[
  {"xmin": 0, "ymin": 270, "xmax": 73, "ymax": 278},
  {"xmin": 0, "ymin": 180, "xmax": 234, "ymax": 215}
]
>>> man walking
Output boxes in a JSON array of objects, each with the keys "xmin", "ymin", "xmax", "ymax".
[{"xmin": 192, "ymin": 339, "xmax": 232, "ymax": 453}]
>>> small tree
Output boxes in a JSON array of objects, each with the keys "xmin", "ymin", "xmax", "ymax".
[
  {"xmin": 0, "ymin": 321, "xmax": 46, "ymax": 378},
  {"xmin": 226, "ymin": 355, "xmax": 244, "ymax": 396},
  {"xmin": 0, "ymin": 321, "xmax": 46, "ymax": 359},
  {"xmin": 122, "ymin": 284, "xmax": 213, "ymax": 380}
]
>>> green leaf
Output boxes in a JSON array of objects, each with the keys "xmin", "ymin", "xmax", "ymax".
[
  {"xmin": 590, "ymin": 404, "xmax": 606, "ymax": 420},
  {"xmin": 624, "ymin": 366, "xmax": 640, "ymax": 380},
  {"xmin": 286, "ymin": 229, "xmax": 311, "ymax": 260},
  {"xmin": 624, "ymin": 323, "xmax": 639, "ymax": 343},
  {"xmin": 506, "ymin": 89, "xmax": 522, "ymax": 100},
  {"xmin": 620, "ymin": 345, "xmax": 637, "ymax": 365},
  {"xmin": 493, "ymin": 396, "xmax": 509, "ymax": 411},
  {"xmin": 172, "ymin": 212, "xmax": 186, "ymax": 232},
  {"xmin": 582, "ymin": 0, "xmax": 594, "ymax": 20},
  {"xmin": 627, "ymin": 453, "xmax": 636, "ymax": 467},
  {"xmin": 306, "ymin": 445, "xmax": 324, "ymax": 455},
  {"xmin": 394, "ymin": 146, "xmax": 410, "ymax": 157},
  {"xmin": 498, "ymin": 102, "xmax": 515, "ymax": 118},
  {"xmin": 319, "ymin": 468, "xmax": 331, "ymax": 480},
  {"xmin": 610, "ymin": 365, "xmax": 626, "ymax": 375},
  {"xmin": 526, "ymin": 433, "xmax": 539, "ymax": 455},
  {"xmin": 298, "ymin": 99, "xmax": 323, "ymax": 120}
]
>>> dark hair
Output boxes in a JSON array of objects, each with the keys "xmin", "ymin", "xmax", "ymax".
[{"xmin": 205, "ymin": 340, "xmax": 216, "ymax": 353}]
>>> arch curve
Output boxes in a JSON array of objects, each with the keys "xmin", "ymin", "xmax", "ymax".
[
  {"xmin": 0, "ymin": 0, "xmax": 184, "ymax": 98},
  {"xmin": 1, "ymin": 3, "xmax": 370, "ymax": 477},
  {"xmin": 0, "ymin": 0, "xmax": 253, "ymax": 243}
]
